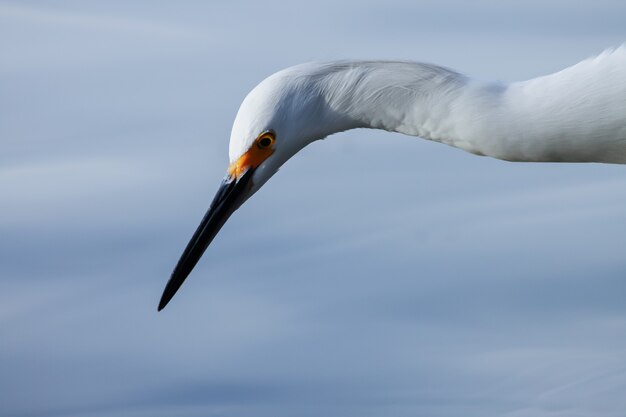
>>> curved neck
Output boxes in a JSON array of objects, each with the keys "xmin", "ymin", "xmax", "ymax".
[
  {"xmin": 312, "ymin": 57, "xmax": 626, "ymax": 164},
  {"xmin": 316, "ymin": 61, "xmax": 504, "ymax": 157}
]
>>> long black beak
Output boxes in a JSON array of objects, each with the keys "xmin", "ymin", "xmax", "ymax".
[{"xmin": 158, "ymin": 169, "xmax": 254, "ymax": 311}]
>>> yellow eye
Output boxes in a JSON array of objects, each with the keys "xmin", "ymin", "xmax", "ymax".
[{"xmin": 256, "ymin": 132, "xmax": 275, "ymax": 149}]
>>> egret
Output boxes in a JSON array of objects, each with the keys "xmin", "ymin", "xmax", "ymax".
[{"xmin": 159, "ymin": 46, "xmax": 626, "ymax": 310}]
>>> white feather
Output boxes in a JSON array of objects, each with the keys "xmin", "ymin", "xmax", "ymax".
[{"xmin": 230, "ymin": 46, "xmax": 626, "ymax": 188}]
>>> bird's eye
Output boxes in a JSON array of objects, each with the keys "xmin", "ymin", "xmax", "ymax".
[{"xmin": 257, "ymin": 132, "xmax": 275, "ymax": 149}]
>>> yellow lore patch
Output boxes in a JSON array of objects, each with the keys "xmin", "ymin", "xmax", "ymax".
[{"xmin": 228, "ymin": 132, "xmax": 275, "ymax": 179}]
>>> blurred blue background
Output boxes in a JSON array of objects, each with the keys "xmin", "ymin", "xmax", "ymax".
[{"xmin": 1, "ymin": 1, "xmax": 626, "ymax": 416}]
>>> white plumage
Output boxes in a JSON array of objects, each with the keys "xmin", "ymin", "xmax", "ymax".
[{"xmin": 232, "ymin": 46, "xmax": 626, "ymax": 171}]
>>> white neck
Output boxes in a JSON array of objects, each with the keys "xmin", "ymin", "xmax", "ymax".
[{"xmin": 307, "ymin": 50, "xmax": 626, "ymax": 164}]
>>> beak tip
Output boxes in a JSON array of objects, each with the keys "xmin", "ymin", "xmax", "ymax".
[
  {"xmin": 157, "ymin": 282, "xmax": 177, "ymax": 312},
  {"xmin": 157, "ymin": 295, "xmax": 168, "ymax": 312}
]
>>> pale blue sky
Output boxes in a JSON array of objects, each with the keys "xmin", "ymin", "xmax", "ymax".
[{"xmin": 1, "ymin": 1, "xmax": 626, "ymax": 416}]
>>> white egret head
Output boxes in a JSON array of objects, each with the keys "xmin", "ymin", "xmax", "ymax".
[
  {"xmin": 159, "ymin": 64, "xmax": 353, "ymax": 310},
  {"xmin": 228, "ymin": 64, "xmax": 355, "ymax": 196}
]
